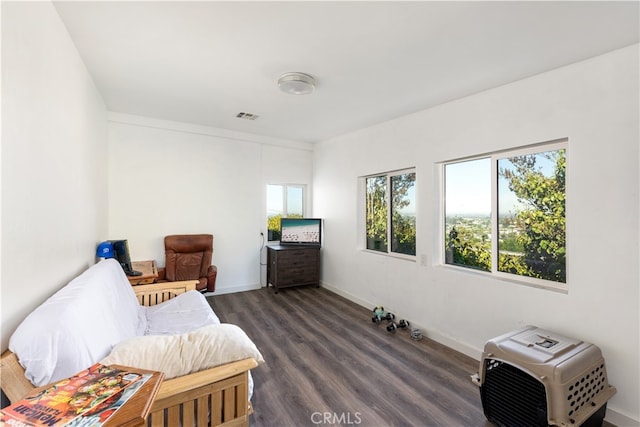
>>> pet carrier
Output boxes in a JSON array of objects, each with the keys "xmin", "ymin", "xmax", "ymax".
[{"xmin": 471, "ymin": 326, "xmax": 616, "ymax": 427}]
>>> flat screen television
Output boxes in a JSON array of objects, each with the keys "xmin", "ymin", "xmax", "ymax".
[
  {"xmin": 280, "ymin": 218, "xmax": 322, "ymax": 246},
  {"xmin": 109, "ymin": 239, "xmax": 142, "ymax": 276}
]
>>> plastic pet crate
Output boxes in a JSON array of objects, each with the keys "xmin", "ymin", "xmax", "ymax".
[{"xmin": 471, "ymin": 326, "xmax": 616, "ymax": 427}]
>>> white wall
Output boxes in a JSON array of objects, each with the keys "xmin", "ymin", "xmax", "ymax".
[
  {"xmin": 1, "ymin": 1, "xmax": 108, "ymax": 350},
  {"xmin": 314, "ymin": 45, "xmax": 639, "ymax": 425},
  {"xmin": 259, "ymin": 142, "xmax": 314, "ymax": 284},
  {"xmin": 107, "ymin": 114, "xmax": 313, "ymax": 294}
]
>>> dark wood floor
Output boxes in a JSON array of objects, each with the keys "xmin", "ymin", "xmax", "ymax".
[{"xmin": 209, "ymin": 286, "xmax": 491, "ymax": 427}]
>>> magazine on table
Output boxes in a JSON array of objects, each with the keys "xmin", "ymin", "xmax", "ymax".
[{"xmin": 0, "ymin": 363, "xmax": 151, "ymax": 427}]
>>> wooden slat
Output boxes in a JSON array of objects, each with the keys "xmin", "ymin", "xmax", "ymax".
[
  {"xmin": 212, "ymin": 390, "xmax": 223, "ymax": 425},
  {"xmin": 237, "ymin": 377, "xmax": 248, "ymax": 417},
  {"xmin": 225, "ymin": 388, "xmax": 236, "ymax": 422},
  {"xmin": 196, "ymin": 395, "xmax": 209, "ymax": 426},
  {"xmin": 149, "ymin": 409, "xmax": 164, "ymax": 427},
  {"xmin": 166, "ymin": 405, "xmax": 180, "ymax": 426},
  {"xmin": 182, "ymin": 400, "xmax": 195, "ymax": 426}
]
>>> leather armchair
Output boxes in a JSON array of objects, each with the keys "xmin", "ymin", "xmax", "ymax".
[{"xmin": 157, "ymin": 234, "xmax": 217, "ymax": 292}]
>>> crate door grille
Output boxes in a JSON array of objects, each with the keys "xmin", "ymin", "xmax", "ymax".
[{"xmin": 481, "ymin": 359, "xmax": 548, "ymax": 427}]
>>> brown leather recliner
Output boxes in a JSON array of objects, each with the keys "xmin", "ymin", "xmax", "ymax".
[{"xmin": 157, "ymin": 234, "xmax": 217, "ymax": 292}]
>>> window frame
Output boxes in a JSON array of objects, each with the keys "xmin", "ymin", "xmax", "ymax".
[
  {"xmin": 361, "ymin": 168, "xmax": 417, "ymax": 260},
  {"xmin": 439, "ymin": 140, "xmax": 567, "ymax": 292}
]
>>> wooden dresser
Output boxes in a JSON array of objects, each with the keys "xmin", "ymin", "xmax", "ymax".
[{"xmin": 267, "ymin": 245, "xmax": 320, "ymax": 293}]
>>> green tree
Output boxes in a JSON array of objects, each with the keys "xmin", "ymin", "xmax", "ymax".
[
  {"xmin": 446, "ymin": 225, "xmax": 491, "ymax": 271},
  {"xmin": 267, "ymin": 214, "xmax": 282, "ymax": 241},
  {"xmin": 267, "ymin": 213, "xmax": 303, "ymax": 241},
  {"xmin": 392, "ymin": 213, "xmax": 416, "ymax": 255},
  {"xmin": 499, "ymin": 150, "xmax": 566, "ymax": 282},
  {"xmin": 366, "ymin": 176, "xmax": 388, "ymax": 251},
  {"xmin": 366, "ymin": 173, "xmax": 416, "ymax": 254},
  {"xmin": 391, "ymin": 173, "xmax": 416, "ymax": 255}
]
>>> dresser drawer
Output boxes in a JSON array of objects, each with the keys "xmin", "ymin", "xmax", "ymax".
[
  {"xmin": 277, "ymin": 254, "xmax": 316, "ymax": 268},
  {"xmin": 267, "ymin": 245, "xmax": 320, "ymax": 292},
  {"xmin": 276, "ymin": 270, "xmax": 318, "ymax": 286},
  {"xmin": 278, "ymin": 248, "xmax": 314, "ymax": 259}
]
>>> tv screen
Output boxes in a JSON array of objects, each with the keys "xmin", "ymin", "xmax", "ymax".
[{"xmin": 280, "ymin": 218, "xmax": 322, "ymax": 246}]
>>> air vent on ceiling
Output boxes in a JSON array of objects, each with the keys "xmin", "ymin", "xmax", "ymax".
[{"xmin": 236, "ymin": 112, "xmax": 259, "ymax": 120}]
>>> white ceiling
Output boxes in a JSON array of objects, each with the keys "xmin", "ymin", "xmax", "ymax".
[{"xmin": 53, "ymin": 1, "xmax": 639, "ymax": 143}]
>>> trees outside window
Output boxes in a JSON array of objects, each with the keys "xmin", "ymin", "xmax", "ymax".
[
  {"xmin": 391, "ymin": 173, "xmax": 417, "ymax": 255},
  {"xmin": 365, "ymin": 170, "xmax": 416, "ymax": 256},
  {"xmin": 444, "ymin": 142, "xmax": 566, "ymax": 287},
  {"xmin": 444, "ymin": 158, "xmax": 491, "ymax": 271},
  {"xmin": 498, "ymin": 149, "xmax": 566, "ymax": 283},
  {"xmin": 366, "ymin": 176, "xmax": 388, "ymax": 252},
  {"xmin": 267, "ymin": 184, "xmax": 304, "ymax": 241}
]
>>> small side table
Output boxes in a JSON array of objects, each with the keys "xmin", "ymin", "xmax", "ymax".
[
  {"xmin": 104, "ymin": 366, "xmax": 164, "ymax": 427},
  {"xmin": 4, "ymin": 366, "xmax": 163, "ymax": 427},
  {"xmin": 128, "ymin": 260, "xmax": 158, "ymax": 286}
]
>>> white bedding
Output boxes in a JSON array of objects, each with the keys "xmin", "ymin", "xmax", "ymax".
[
  {"xmin": 9, "ymin": 259, "xmax": 259, "ymax": 399},
  {"xmin": 9, "ymin": 259, "xmax": 145, "ymax": 386},
  {"xmin": 144, "ymin": 290, "xmax": 220, "ymax": 334},
  {"xmin": 119, "ymin": 294, "xmax": 259, "ymax": 399}
]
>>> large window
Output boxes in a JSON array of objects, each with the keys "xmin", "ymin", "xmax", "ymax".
[
  {"xmin": 267, "ymin": 184, "xmax": 304, "ymax": 241},
  {"xmin": 444, "ymin": 141, "xmax": 566, "ymax": 288},
  {"xmin": 365, "ymin": 169, "xmax": 416, "ymax": 256}
]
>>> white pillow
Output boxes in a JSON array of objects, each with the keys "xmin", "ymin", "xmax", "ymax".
[{"xmin": 100, "ymin": 324, "xmax": 264, "ymax": 379}]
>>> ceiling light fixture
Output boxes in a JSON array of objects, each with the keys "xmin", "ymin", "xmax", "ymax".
[{"xmin": 278, "ymin": 72, "xmax": 315, "ymax": 95}]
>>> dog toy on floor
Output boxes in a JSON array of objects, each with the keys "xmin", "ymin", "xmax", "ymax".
[
  {"xmin": 387, "ymin": 318, "xmax": 410, "ymax": 332},
  {"xmin": 371, "ymin": 306, "xmax": 397, "ymax": 324}
]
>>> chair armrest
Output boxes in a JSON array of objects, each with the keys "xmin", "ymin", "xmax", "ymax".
[
  {"xmin": 157, "ymin": 267, "xmax": 166, "ymax": 281},
  {"xmin": 206, "ymin": 265, "xmax": 218, "ymax": 292}
]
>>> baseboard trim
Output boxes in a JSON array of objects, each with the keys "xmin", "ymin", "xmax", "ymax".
[
  {"xmin": 604, "ymin": 408, "xmax": 639, "ymax": 427},
  {"xmin": 204, "ymin": 283, "xmax": 262, "ymax": 297},
  {"xmin": 320, "ymin": 281, "xmax": 638, "ymax": 427}
]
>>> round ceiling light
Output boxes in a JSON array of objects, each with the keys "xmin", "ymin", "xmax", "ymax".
[{"xmin": 278, "ymin": 72, "xmax": 315, "ymax": 95}]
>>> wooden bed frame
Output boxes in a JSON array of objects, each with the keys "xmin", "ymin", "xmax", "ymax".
[{"xmin": 1, "ymin": 280, "xmax": 258, "ymax": 427}]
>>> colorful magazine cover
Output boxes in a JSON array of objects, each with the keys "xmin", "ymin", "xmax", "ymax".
[{"xmin": 0, "ymin": 363, "xmax": 151, "ymax": 427}]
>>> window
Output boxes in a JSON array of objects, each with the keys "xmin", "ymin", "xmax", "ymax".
[
  {"xmin": 267, "ymin": 184, "xmax": 304, "ymax": 241},
  {"xmin": 444, "ymin": 158, "xmax": 491, "ymax": 271},
  {"xmin": 365, "ymin": 169, "xmax": 416, "ymax": 256},
  {"xmin": 443, "ymin": 141, "xmax": 566, "ymax": 288}
]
